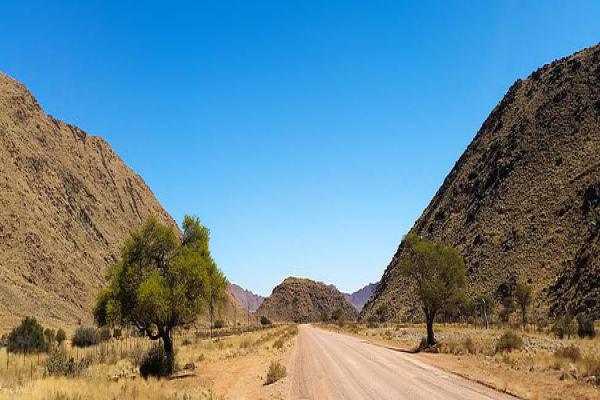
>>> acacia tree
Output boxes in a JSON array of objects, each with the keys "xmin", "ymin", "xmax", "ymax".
[
  {"xmin": 399, "ymin": 233, "xmax": 467, "ymax": 347},
  {"xmin": 515, "ymin": 282, "xmax": 532, "ymax": 330},
  {"xmin": 94, "ymin": 216, "xmax": 223, "ymax": 366}
]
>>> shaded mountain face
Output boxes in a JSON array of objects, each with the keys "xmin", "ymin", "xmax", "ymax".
[
  {"xmin": 228, "ymin": 283, "xmax": 265, "ymax": 312},
  {"xmin": 0, "ymin": 73, "xmax": 178, "ymax": 328},
  {"xmin": 362, "ymin": 44, "xmax": 600, "ymax": 321},
  {"xmin": 257, "ymin": 277, "xmax": 358, "ymax": 323},
  {"xmin": 329, "ymin": 282, "xmax": 379, "ymax": 311}
]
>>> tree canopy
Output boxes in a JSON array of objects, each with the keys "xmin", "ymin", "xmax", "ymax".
[
  {"xmin": 94, "ymin": 215, "xmax": 227, "ymax": 364},
  {"xmin": 399, "ymin": 233, "xmax": 467, "ymax": 346}
]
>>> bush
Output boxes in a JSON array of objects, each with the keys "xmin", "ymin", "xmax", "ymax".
[
  {"xmin": 72, "ymin": 327, "xmax": 99, "ymax": 347},
  {"xmin": 98, "ymin": 327, "xmax": 112, "ymax": 342},
  {"xmin": 44, "ymin": 328, "xmax": 56, "ymax": 345},
  {"xmin": 552, "ymin": 316, "xmax": 577, "ymax": 339},
  {"xmin": 577, "ymin": 317, "xmax": 596, "ymax": 338},
  {"xmin": 139, "ymin": 345, "xmax": 174, "ymax": 379},
  {"xmin": 0, "ymin": 334, "xmax": 7, "ymax": 347},
  {"xmin": 213, "ymin": 320, "xmax": 225, "ymax": 329},
  {"xmin": 55, "ymin": 329, "xmax": 67, "ymax": 345},
  {"xmin": 113, "ymin": 328, "xmax": 122, "ymax": 339},
  {"xmin": 554, "ymin": 345, "xmax": 581, "ymax": 362},
  {"xmin": 495, "ymin": 331, "xmax": 523, "ymax": 353},
  {"xmin": 265, "ymin": 361, "xmax": 286, "ymax": 384},
  {"xmin": 367, "ymin": 315, "xmax": 379, "ymax": 329},
  {"xmin": 260, "ymin": 316, "xmax": 272, "ymax": 326},
  {"xmin": 45, "ymin": 349, "xmax": 92, "ymax": 377},
  {"xmin": 7, "ymin": 317, "xmax": 49, "ymax": 353},
  {"xmin": 273, "ymin": 337, "xmax": 285, "ymax": 350},
  {"xmin": 464, "ymin": 337, "xmax": 476, "ymax": 354}
]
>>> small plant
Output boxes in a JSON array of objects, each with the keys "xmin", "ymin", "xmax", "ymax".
[
  {"xmin": 45, "ymin": 349, "xmax": 93, "ymax": 377},
  {"xmin": 139, "ymin": 345, "xmax": 174, "ymax": 379},
  {"xmin": 273, "ymin": 337, "xmax": 285, "ymax": 350},
  {"xmin": 55, "ymin": 328, "xmax": 67, "ymax": 346},
  {"xmin": 0, "ymin": 333, "xmax": 8, "ymax": 347},
  {"xmin": 213, "ymin": 319, "xmax": 225, "ymax": 329},
  {"xmin": 265, "ymin": 360, "xmax": 286, "ymax": 384},
  {"xmin": 260, "ymin": 316, "xmax": 272, "ymax": 326},
  {"xmin": 113, "ymin": 328, "xmax": 122, "ymax": 339},
  {"xmin": 72, "ymin": 327, "xmax": 99, "ymax": 347},
  {"xmin": 98, "ymin": 327, "xmax": 112, "ymax": 342},
  {"xmin": 7, "ymin": 316, "xmax": 50, "ymax": 353},
  {"xmin": 181, "ymin": 338, "xmax": 192, "ymax": 346},
  {"xmin": 495, "ymin": 331, "xmax": 523, "ymax": 353},
  {"xmin": 577, "ymin": 316, "xmax": 596, "ymax": 338},
  {"xmin": 464, "ymin": 337, "xmax": 476, "ymax": 354},
  {"xmin": 554, "ymin": 345, "xmax": 581, "ymax": 362}
]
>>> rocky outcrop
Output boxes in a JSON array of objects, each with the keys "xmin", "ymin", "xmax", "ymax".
[
  {"xmin": 257, "ymin": 277, "xmax": 358, "ymax": 323},
  {"xmin": 362, "ymin": 44, "xmax": 600, "ymax": 321},
  {"xmin": 228, "ymin": 283, "xmax": 265, "ymax": 312}
]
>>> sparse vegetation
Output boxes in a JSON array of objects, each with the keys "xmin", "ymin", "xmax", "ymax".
[
  {"xmin": 260, "ymin": 316, "xmax": 272, "ymax": 326},
  {"xmin": 554, "ymin": 345, "xmax": 581, "ymax": 362},
  {"xmin": 577, "ymin": 316, "xmax": 596, "ymax": 338},
  {"xmin": 45, "ymin": 349, "xmax": 92, "ymax": 377},
  {"xmin": 265, "ymin": 360, "xmax": 286, "ymax": 384},
  {"xmin": 213, "ymin": 319, "xmax": 225, "ymax": 329},
  {"xmin": 71, "ymin": 327, "xmax": 108, "ymax": 348},
  {"xmin": 552, "ymin": 316, "xmax": 578, "ymax": 339},
  {"xmin": 495, "ymin": 331, "xmax": 523, "ymax": 353}
]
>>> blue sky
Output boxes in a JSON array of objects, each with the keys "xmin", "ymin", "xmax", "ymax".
[{"xmin": 1, "ymin": 1, "xmax": 599, "ymax": 296}]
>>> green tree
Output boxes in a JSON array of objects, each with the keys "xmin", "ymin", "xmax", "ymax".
[
  {"xmin": 55, "ymin": 329, "xmax": 67, "ymax": 346},
  {"xmin": 514, "ymin": 282, "xmax": 532, "ymax": 330},
  {"xmin": 376, "ymin": 304, "xmax": 389, "ymax": 323},
  {"xmin": 205, "ymin": 260, "xmax": 228, "ymax": 338},
  {"xmin": 94, "ymin": 216, "xmax": 217, "ymax": 367},
  {"xmin": 7, "ymin": 317, "xmax": 49, "ymax": 353},
  {"xmin": 399, "ymin": 234, "xmax": 467, "ymax": 347}
]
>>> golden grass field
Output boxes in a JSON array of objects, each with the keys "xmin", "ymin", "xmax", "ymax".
[
  {"xmin": 322, "ymin": 322, "xmax": 600, "ymax": 400},
  {"xmin": 0, "ymin": 325, "xmax": 298, "ymax": 400}
]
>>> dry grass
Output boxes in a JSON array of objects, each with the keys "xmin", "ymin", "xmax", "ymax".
[{"xmin": 0, "ymin": 325, "xmax": 298, "ymax": 400}]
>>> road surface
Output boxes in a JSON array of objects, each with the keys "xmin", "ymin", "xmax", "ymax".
[{"xmin": 289, "ymin": 325, "xmax": 517, "ymax": 400}]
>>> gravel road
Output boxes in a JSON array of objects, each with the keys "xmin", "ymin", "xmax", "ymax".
[{"xmin": 289, "ymin": 325, "xmax": 518, "ymax": 400}]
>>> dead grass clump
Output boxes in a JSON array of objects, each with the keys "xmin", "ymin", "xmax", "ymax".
[
  {"xmin": 239, "ymin": 336, "xmax": 254, "ymax": 350},
  {"xmin": 578, "ymin": 356, "xmax": 600, "ymax": 378},
  {"xmin": 554, "ymin": 345, "xmax": 582, "ymax": 362},
  {"xmin": 273, "ymin": 338, "xmax": 285, "ymax": 350},
  {"xmin": 265, "ymin": 361, "xmax": 286, "ymax": 385},
  {"xmin": 495, "ymin": 331, "xmax": 523, "ymax": 353}
]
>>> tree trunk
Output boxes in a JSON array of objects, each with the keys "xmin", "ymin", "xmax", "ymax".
[
  {"xmin": 162, "ymin": 330, "xmax": 174, "ymax": 373},
  {"xmin": 426, "ymin": 312, "xmax": 436, "ymax": 347}
]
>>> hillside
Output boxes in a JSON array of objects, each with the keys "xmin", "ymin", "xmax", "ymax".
[
  {"xmin": 257, "ymin": 277, "xmax": 358, "ymax": 323},
  {"xmin": 0, "ymin": 73, "xmax": 178, "ymax": 328},
  {"xmin": 228, "ymin": 283, "xmax": 265, "ymax": 312},
  {"xmin": 362, "ymin": 44, "xmax": 600, "ymax": 321}
]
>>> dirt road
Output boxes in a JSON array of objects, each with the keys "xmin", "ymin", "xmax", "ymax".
[{"xmin": 289, "ymin": 325, "xmax": 517, "ymax": 400}]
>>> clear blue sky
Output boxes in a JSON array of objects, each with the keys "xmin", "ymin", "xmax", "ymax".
[{"xmin": 1, "ymin": 1, "xmax": 599, "ymax": 296}]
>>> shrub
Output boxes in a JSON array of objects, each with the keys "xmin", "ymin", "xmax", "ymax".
[
  {"xmin": 265, "ymin": 361, "xmax": 286, "ymax": 384},
  {"xmin": 495, "ymin": 331, "xmax": 523, "ymax": 353},
  {"xmin": 577, "ymin": 317, "xmax": 596, "ymax": 338},
  {"xmin": 552, "ymin": 316, "xmax": 577, "ymax": 339},
  {"xmin": 181, "ymin": 338, "xmax": 192, "ymax": 346},
  {"xmin": 45, "ymin": 349, "xmax": 93, "ymax": 377},
  {"xmin": 0, "ymin": 334, "xmax": 7, "ymax": 347},
  {"xmin": 55, "ymin": 329, "xmax": 67, "ymax": 345},
  {"xmin": 98, "ymin": 327, "xmax": 112, "ymax": 342},
  {"xmin": 7, "ymin": 317, "xmax": 49, "ymax": 353},
  {"xmin": 464, "ymin": 337, "xmax": 476, "ymax": 354},
  {"xmin": 273, "ymin": 338, "xmax": 285, "ymax": 350},
  {"xmin": 213, "ymin": 320, "xmax": 225, "ymax": 329},
  {"xmin": 113, "ymin": 328, "xmax": 122, "ymax": 339},
  {"xmin": 367, "ymin": 315, "xmax": 379, "ymax": 329},
  {"xmin": 139, "ymin": 345, "xmax": 174, "ymax": 379},
  {"xmin": 260, "ymin": 316, "xmax": 272, "ymax": 326},
  {"xmin": 554, "ymin": 345, "xmax": 581, "ymax": 362},
  {"xmin": 72, "ymin": 327, "xmax": 99, "ymax": 347},
  {"xmin": 44, "ymin": 328, "xmax": 56, "ymax": 345},
  {"xmin": 579, "ymin": 356, "xmax": 600, "ymax": 378}
]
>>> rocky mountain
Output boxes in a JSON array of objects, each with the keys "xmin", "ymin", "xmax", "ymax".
[
  {"xmin": 329, "ymin": 282, "xmax": 379, "ymax": 311},
  {"xmin": 257, "ymin": 277, "xmax": 358, "ymax": 323},
  {"xmin": 362, "ymin": 44, "xmax": 600, "ymax": 321},
  {"xmin": 0, "ymin": 73, "xmax": 178, "ymax": 329},
  {"xmin": 228, "ymin": 283, "xmax": 265, "ymax": 312}
]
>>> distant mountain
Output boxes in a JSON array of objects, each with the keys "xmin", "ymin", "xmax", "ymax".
[
  {"xmin": 0, "ymin": 73, "xmax": 177, "ymax": 328},
  {"xmin": 257, "ymin": 277, "xmax": 358, "ymax": 323},
  {"xmin": 362, "ymin": 44, "xmax": 600, "ymax": 321},
  {"xmin": 328, "ymin": 282, "xmax": 379, "ymax": 311},
  {"xmin": 228, "ymin": 283, "xmax": 265, "ymax": 312}
]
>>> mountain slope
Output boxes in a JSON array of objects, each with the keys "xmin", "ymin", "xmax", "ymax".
[
  {"xmin": 362, "ymin": 44, "xmax": 600, "ymax": 321},
  {"xmin": 346, "ymin": 282, "xmax": 378, "ymax": 311},
  {"xmin": 257, "ymin": 277, "xmax": 358, "ymax": 323},
  {"xmin": 228, "ymin": 283, "xmax": 265, "ymax": 312},
  {"xmin": 0, "ymin": 73, "xmax": 178, "ymax": 328}
]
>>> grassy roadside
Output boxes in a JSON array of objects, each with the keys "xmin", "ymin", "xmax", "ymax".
[
  {"xmin": 0, "ymin": 325, "xmax": 298, "ymax": 400},
  {"xmin": 319, "ymin": 322, "xmax": 600, "ymax": 400}
]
